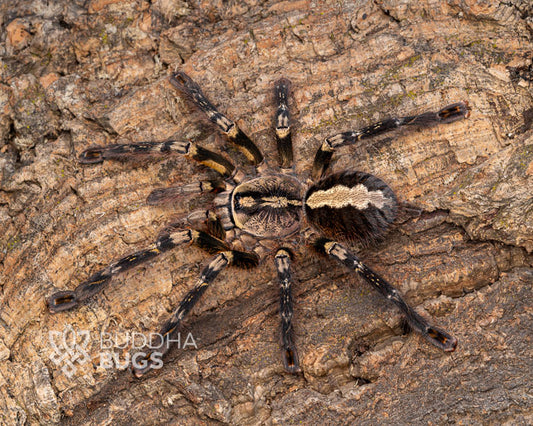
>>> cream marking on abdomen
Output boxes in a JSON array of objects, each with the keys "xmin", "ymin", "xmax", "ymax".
[{"xmin": 305, "ymin": 184, "xmax": 390, "ymax": 210}]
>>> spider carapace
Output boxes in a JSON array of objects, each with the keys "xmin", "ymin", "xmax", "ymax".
[{"xmin": 47, "ymin": 72, "xmax": 468, "ymax": 377}]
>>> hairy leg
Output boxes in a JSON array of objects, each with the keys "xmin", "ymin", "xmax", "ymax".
[
  {"xmin": 170, "ymin": 72, "xmax": 264, "ymax": 165},
  {"xmin": 313, "ymin": 238, "xmax": 457, "ymax": 351},
  {"xmin": 79, "ymin": 140, "xmax": 236, "ymax": 179},
  {"xmin": 132, "ymin": 249, "xmax": 259, "ymax": 377},
  {"xmin": 274, "ymin": 78, "xmax": 293, "ymax": 169},
  {"xmin": 313, "ymin": 102, "xmax": 469, "ymax": 179},
  {"xmin": 47, "ymin": 227, "xmax": 230, "ymax": 313},
  {"xmin": 275, "ymin": 248, "xmax": 300, "ymax": 373}
]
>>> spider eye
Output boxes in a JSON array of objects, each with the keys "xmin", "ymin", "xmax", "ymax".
[{"xmin": 304, "ymin": 171, "xmax": 398, "ymax": 244}]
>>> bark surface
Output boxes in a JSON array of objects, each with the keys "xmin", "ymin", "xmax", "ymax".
[{"xmin": 1, "ymin": 0, "xmax": 532, "ymax": 424}]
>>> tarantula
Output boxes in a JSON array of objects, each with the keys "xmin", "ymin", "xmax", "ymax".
[{"xmin": 47, "ymin": 72, "xmax": 468, "ymax": 376}]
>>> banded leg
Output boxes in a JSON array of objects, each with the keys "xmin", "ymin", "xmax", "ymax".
[
  {"xmin": 79, "ymin": 140, "xmax": 236, "ymax": 179},
  {"xmin": 312, "ymin": 101, "xmax": 469, "ymax": 179},
  {"xmin": 206, "ymin": 210, "xmax": 226, "ymax": 240},
  {"xmin": 133, "ymin": 249, "xmax": 259, "ymax": 377},
  {"xmin": 170, "ymin": 72, "xmax": 264, "ymax": 165},
  {"xmin": 47, "ymin": 229, "xmax": 230, "ymax": 313},
  {"xmin": 274, "ymin": 79, "xmax": 293, "ymax": 169},
  {"xmin": 314, "ymin": 238, "xmax": 457, "ymax": 351},
  {"xmin": 275, "ymin": 249, "xmax": 300, "ymax": 373}
]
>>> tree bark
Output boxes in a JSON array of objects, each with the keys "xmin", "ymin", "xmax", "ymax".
[{"xmin": 1, "ymin": 0, "xmax": 532, "ymax": 424}]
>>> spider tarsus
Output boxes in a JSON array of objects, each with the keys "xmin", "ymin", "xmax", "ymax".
[
  {"xmin": 79, "ymin": 147, "xmax": 105, "ymax": 164},
  {"xmin": 47, "ymin": 290, "xmax": 78, "ymax": 313},
  {"xmin": 131, "ymin": 352, "xmax": 158, "ymax": 378},
  {"xmin": 437, "ymin": 101, "xmax": 470, "ymax": 123},
  {"xmin": 426, "ymin": 326, "xmax": 458, "ymax": 352},
  {"xmin": 168, "ymin": 71, "xmax": 197, "ymax": 94},
  {"xmin": 275, "ymin": 77, "xmax": 291, "ymax": 92},
  {"xmin": 282, "ymin": 347, "xmax": 301, "ymax": 374}
]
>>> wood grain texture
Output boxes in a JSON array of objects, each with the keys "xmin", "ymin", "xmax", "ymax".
[{"xmin": 1, "ymin": 0, "xmax": 532, "ymax": 424}]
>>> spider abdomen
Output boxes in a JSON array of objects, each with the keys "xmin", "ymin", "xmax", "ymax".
[
  {"xmin": 231, "ymin": 175, "xmax": 303, "ymax": 238},
  {"xmin": 304, "ymin": 171, "xmax": 398, "ymax": 244}
]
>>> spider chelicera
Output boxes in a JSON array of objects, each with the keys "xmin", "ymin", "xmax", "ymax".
[{"xmin": 47, "ymin": 72, "xmax": 468, "ymax": 377}]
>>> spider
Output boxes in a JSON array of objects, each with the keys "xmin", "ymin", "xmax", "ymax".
[{"xmin": 47, "ymin": 72, "xmax": 468, "ymax": 377}]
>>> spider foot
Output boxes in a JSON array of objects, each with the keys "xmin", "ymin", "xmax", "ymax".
[
  {"xmin": 425, "ymin": 325, "xmax": 458, "ymax": 352},
  {"xmin": 79, "ymin": 147, "xmax": 105, "ymax": 164},
  {"xmin": 437, "ymin": 101, "xmax": 470, "ymax": 123},
  {"xmin": 131, "ymin": 349, "xmax": 163, "ymax": 378},
  {"xmin": 47, "ymin": 290, "xmax": 78, "ymax": 313},
  {"xmin": 282, "ymin": 345, "xmax": 301, "ymax": 374}
]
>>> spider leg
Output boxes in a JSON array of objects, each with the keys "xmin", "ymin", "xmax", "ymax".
[
  {"xmin": 275, "ymin": 249, "xmax": 300, "ymax": 373},
  {"xmin": 147, "ymin": 179, "xmax": 225, "ymax": 205},
  {"xmin": 170, "ymin": 72, "xmax": 264, "ymax": 166},
  {"xmin": 79, "ymin": 140, "xmax": 236, "ymax": 179},
  {"xmin": 206, "ymin": 210, "xmax": 226, "ymax": 240},
  {"xmin": 274, "ymin": 78, "xmax": 293, "ymax": 169},
  {"xmin": 312, "ymin": 101, "xmax": 470, "ymax": 180},
  {"xmin": 313, "ymin": 238, "xmax": 457, "ymax": 352},
  {"xmin": 47, "ymin": 228, "xmax": 230, "ymax": 313},
  {"xmin": 132, "ymin": 249, "xmax": 259, "ymax": 377}
]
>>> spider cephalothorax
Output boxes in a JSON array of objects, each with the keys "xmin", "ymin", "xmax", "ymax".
[
  {"xmin": 227, "ymin": 174, "xmax": 304, "ymax": 238},
  {"xmin": 47, "ymin": 71, "xmax": 468, "ymax": 377}
]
